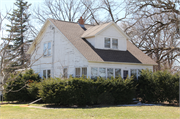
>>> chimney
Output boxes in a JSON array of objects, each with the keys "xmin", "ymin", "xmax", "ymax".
[
  {"xmin": 78, "ymin": 17, "xmax": 84, "ymax": 25},
  {"xmin": 78, "ymin": 17, "xmax": 86, "ymax": 30}
]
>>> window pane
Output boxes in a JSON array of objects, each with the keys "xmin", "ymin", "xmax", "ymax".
[
  {"xmin": 75, "ymin": 68, "xmax": 80, "ymax": 77},
  {"xmin": 99, "ymin": 68, "xmax": 106, "ymax": 78},
  {"xmin": 104, "ymin": 38, "xmax": 110, "ymax": 48},
  {"xmin": 112, "ymin": 38, "xmax": 118, "ymax": 49},
  {"xmin": 123, "ymin": 70, "xmax": 128, "ymax": 79},
  {"xmin": 115, "ymin": 68, "xmax": 121, "ymax": 78},
  {"xmin": 47, "ymin": 70, "xmax": 51, "ymax": 78},
  {"xmin": 48, "ymin": 42, "xmax": 51, "ymax": 56},
  {"xmin": 91, "ymin": 67, "xmax": 98, "ymax": 79},
  {"xmin": 131, "ymin": 69, "xmax": 137, "ymax": 80},
  {"xmin": 43, "ymin": 70, "xmax": 46, "ymax": 78},
  {"xmin": 82, "ymin": 67, "xmax": 87, "ymax": 76},
  {"xmin": 63, "ymin": 68, "xmax": 68, "ymax": 78},
  {"xmin": 107, "ymin": 68, "xmax": 113, "ymax": 78},
  {"xmin": 43, "ymin": 43, "xmax": 47, "ymax": 56}
]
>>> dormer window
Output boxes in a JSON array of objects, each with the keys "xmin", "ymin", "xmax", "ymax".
[
  {"xmin": 104, "ymin": 37, "xmax": 110, "ymax": 48},
  {"xmin": 112, "ymin": 38, "xmax": 118, "ymax": 49},
  {"xmin": 43, "ymin": 42, "xmax": 51, "ymax": 56},
  {"xmin": 104, "ymin": 37, "xmax": 118, "ymax": 49}
]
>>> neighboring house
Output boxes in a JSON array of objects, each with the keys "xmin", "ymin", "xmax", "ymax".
[{"xmin": 27, "ymin": 17, "xmax": 157, "ymax": 79}]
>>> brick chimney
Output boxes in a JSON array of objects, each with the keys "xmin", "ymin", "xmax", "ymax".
[
  {"xmin": 78, "ymin": 17, "xmax": 86, "ymax": 30},
  {"xmin": 78, "ymin": 17, "xmax": 84, "ymax": 25}
]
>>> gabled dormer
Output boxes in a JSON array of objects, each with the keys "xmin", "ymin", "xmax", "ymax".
[{"xmin": 81, "ymin": 22, "xmax": 130, "ymax": 51}]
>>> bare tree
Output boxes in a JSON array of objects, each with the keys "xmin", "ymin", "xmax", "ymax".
[
  {"xmin": 33, "ymin": 0, "xmax": 96, "ymax": 24},
  {"xmin": 122, "ymin": 11, "xmax": 180, "ymax": 71}
]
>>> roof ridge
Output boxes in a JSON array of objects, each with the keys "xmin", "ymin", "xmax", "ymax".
[{"xmin": 49, "ymin": 18, "xmax": 95, "ymax": 26}]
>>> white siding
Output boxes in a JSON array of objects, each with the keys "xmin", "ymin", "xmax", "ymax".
[
  {"xmin": 86, "ymin": 37, "xmax": 95, "ymax": 46},
  {"xmin": 31, "ymin": 23, "xmax": 88, "ymax": 78},
  {"xmin": 86, "ymin": 25, "xmax": 127, "ymax": 51}
]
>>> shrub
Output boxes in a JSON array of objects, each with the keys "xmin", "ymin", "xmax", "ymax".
[
  {"xmin": 138, "ymin": 69, "xmax": 179, "ymax": 103},
  {"xmin": 38, "ymin": 76, "xmax": 135, "ymax": 105},
  {"xmin": 4, "ymin": 69, "xmax": 41, "ymax": 102}
]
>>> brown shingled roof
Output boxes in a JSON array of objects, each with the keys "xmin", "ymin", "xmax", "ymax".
[
  {"xmin": 49, "ymin": 19, "xmax": 103, "ymax": 62},
  {"xmin": 42, "ymin": 19, "xmax": 157, "ymax": 65}
]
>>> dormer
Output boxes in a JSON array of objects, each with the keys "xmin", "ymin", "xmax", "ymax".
[{"xmin": 81, "ymin": 22, "xmax": 130, "ymax": 51}]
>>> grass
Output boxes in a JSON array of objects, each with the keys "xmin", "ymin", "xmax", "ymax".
[{"xmin": 0, "ymin": 104, "xmax": 180, "ymax": 119}]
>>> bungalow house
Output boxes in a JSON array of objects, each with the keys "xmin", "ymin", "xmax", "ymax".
[{"xmin": 27, "ymin": 17, "xmax": 157, "ymax": 79}]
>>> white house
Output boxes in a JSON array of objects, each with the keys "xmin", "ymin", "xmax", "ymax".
[{"xmin": 27, "ymin": 17, "xmax": 157, "ymax": 79}]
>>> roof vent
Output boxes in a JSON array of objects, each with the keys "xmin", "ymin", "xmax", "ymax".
[{"xmin": 78, "ymin": 17, "xmax": 86, "ymax": 31}]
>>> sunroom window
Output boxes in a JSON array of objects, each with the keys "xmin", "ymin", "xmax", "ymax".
[
  {"xmin": 115, "ymin": 68, "xmax": 121, "ymax": 78},
  {"xmin": 99, "ymin": 68, "xmax": 106, "ymax": 78},
  {"xmin": 107, "ymin": 68, "xmax": 113, "ymax": 78},
  {"xmin": 91, "ymin": 67, "xmax": 98, "ymax": 79}
]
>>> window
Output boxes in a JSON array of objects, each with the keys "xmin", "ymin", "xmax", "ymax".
[
  {"xmin": 63, "ymin": 68, "xmax": 68, "ymax": 78},
  {"xmin": 82, "ymin": 68, "xmax": 87, "ymax": 76},
  {"xmin": 112, "ymin": 38, "xmax": 118, "ymax": 49},
  {"xmin": 115, "ymin": 68, "xmax": 121, "ymax": 78},
  {"xmin": 99, "ymin": 68, "xmax": 106, "ymax": 78},
  {"xmin": 43, "ymin": 70, "xmax": 46, "ymax": 78},
  {"xmin": 123, "ymin": 70, "xmax": 128, "ymax": 79},
  {"xmin": 104, "ymin": 37, "xmax": 110, "ymax": 48},
  {"xmin": 43, "ymin": 69, "xmax": 51, "ymax": 78},
  {"xmin": 75, "ymin": 67, "xmax": 87, "ymax": 77},
  {"xmin": 131, "ymin": 69, "xmax": 137, "ymax": 80},
  {"xmin": 91, "ymin": 67, "xmax": 98, "ymax": 79},
  {"xmin": 107, "ymin": 68, "xmax": 113, "ymax": 78},
  {"xmin": 104, "ymin": 37, "xmax": 118, "ymax": 49},
  {"xmin": 75, "ymin": 68, "xmax": 80, "ymax": 77},
  {"xmin": 137, "ymin": 69, "xmax": 142, "ymax": 79},
  {"xmin": 47, "ymin": 70, "xmax": 51, "ymax": 78},
  {"xmin": 43, "ymin": 42, "xmax": 51, "ymax": 56}
]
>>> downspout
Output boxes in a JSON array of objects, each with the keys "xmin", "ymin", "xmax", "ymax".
[{"xmin": 52, "ymin": 26, "xmax": 55, "ymax": 77}]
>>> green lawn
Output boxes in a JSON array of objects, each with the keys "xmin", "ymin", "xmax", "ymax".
[{"xmin": 0, "ymin": 104, "xmax": 179, "ymax": 119}]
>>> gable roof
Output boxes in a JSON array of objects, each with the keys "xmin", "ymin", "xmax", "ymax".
[
  {"xmin": 81, "ymin": 22, "xmax": 130, "ymax": 39},
  {"xmin": 27, "ymin": 19, "xmax": 157, "ymax": 65}
]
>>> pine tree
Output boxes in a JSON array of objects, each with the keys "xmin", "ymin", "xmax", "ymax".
[{"xmin": 4, "ymin": 0, "xmax": 31, "ymax": 69}]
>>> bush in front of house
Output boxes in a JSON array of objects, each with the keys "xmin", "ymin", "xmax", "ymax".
[
  {"xmin": 38, "ymin": 76, "xmax": 135, "ymax": 105},
  {"xmin": 137, "ymin": 69, "xmax": 179, "ymax": 103},
  {"xmin": 4, "ymin": 69, "xmax": 41, "ymax": 102}
]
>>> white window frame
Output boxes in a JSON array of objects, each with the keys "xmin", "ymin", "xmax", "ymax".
[
  {"xmin": 130, "ymin": 69, "xmax": 137, "ymax": 79},
  {"xmin": 43, "ymin": 69, "xmax": 51, "ymax": 78},
  {"xmin": 99, "ymin": 67, "xmax": 106, "ymax": 78},
  {"xmin": 91, "ymin": 67, "xmax": 98, "ymax": 79},
  {"xmin": 104, "ymin": 37, "xmax": 118, "ymax": 50},
  {"xmin": 75, "ymin": 67, "xmax": 87, "ymax": 77},
  {"xmin": 63, "ymin": 67, "xmax": 68, "ymax": 78},
  {"xmin": 123, "ymin": 70, "xmax": 129, "ymax": 79},
  {"xmin": 43, "ymin": 42, "xmax": 51, "ymax": 57},
  {"xmin": 115, "ymin": 68, "xmax": 121, "ymax": 78}
]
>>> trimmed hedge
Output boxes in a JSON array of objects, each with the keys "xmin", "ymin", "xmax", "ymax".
[
  {"xmin": 137, "ymin": 69, "xmax": 179, "ymax": 103},
  {"xmin": 39, "ymin": 76, "xmax": 135, "ymax": 105}
]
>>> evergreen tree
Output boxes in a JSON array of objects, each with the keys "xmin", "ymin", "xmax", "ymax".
[{"xmin": 4, "ymin": 0, "xmax": 31, "ymax": 69}]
